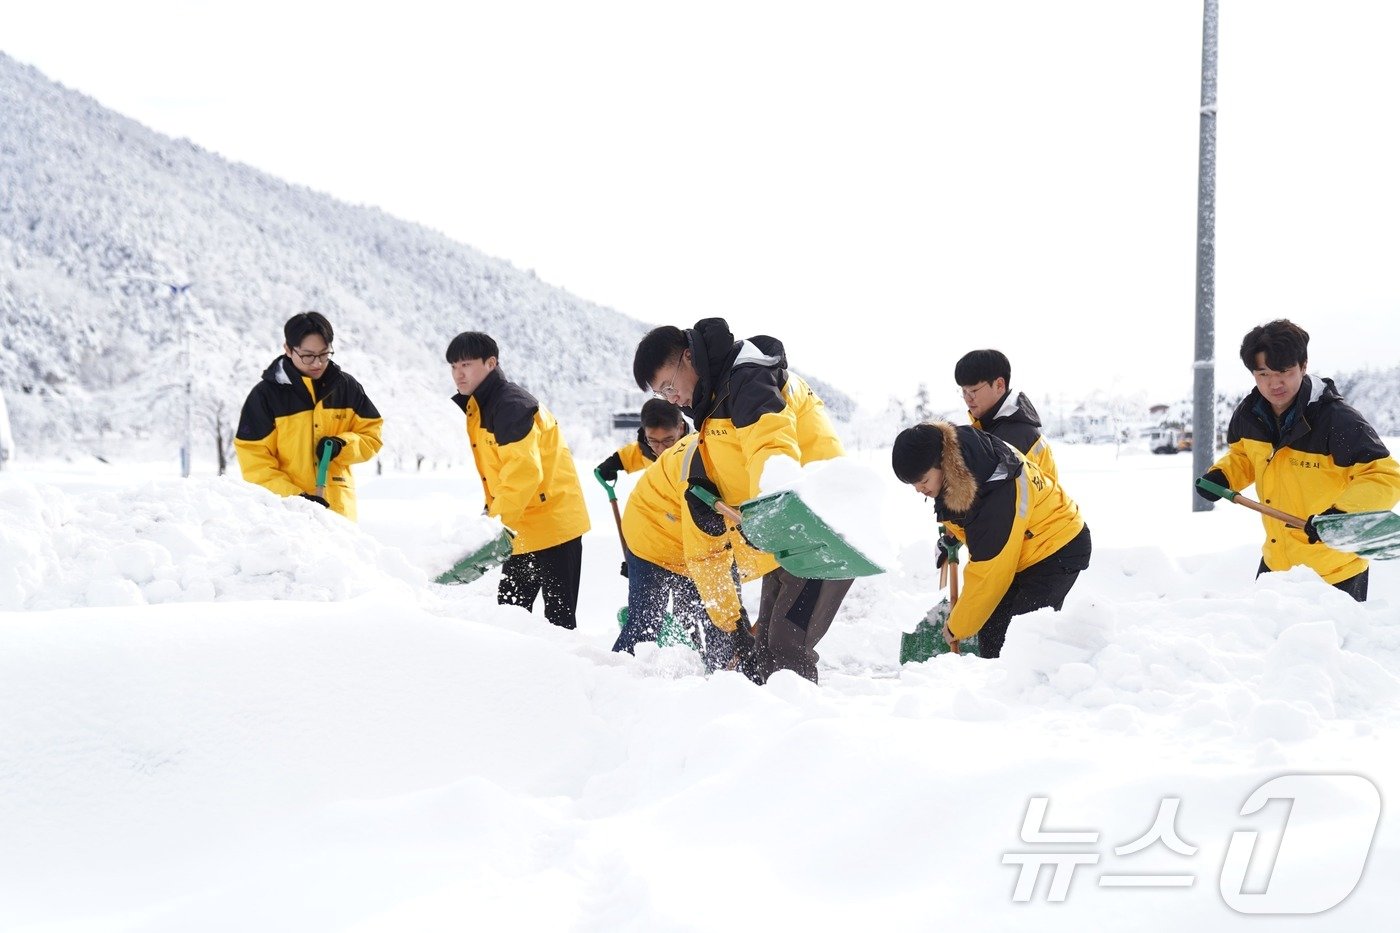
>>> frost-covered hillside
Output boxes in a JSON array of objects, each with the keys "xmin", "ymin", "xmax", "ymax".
[{"xmin": 0, "ymin": 52, "xmax": 851, "ymax": 469}]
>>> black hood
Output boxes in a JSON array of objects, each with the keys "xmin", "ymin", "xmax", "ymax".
[{"xmin": 685, "ymin": 318, "xmax": 789, "ymax": 425}]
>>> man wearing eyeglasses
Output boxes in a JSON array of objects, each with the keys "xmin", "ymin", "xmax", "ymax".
[
  {"xmin": 632, "ymin": 318, "xmax": 847, "ymax": 684},
  {"xmin": 954, "ymin": 349, "xmax": 1058, "ymax": 485},
  {"xmin": 235, "ymin": 312, "xmax": 384, "ymax": 519}
]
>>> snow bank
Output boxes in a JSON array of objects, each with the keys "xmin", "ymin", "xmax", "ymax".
[{"xmin": 0, "ymin": 476, "xmax": 454, "ymax": 610}]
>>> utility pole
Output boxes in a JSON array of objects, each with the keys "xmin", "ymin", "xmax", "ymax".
[{"xmin": 1192, "ymin": 0, "xmax": 1219, "ymax": 512}]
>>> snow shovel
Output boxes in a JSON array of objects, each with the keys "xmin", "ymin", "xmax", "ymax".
[
  {"xmin": 594, "ymin": 467, "xmax": 630, "ymax": 577},
  {"xmin": 686, "ymin": 485, "xmax": 884, "ymax": 580},
  {"xmin": 1195, "ymin": 477, "xmax": 1400, "ymax": 560},
  {"xmin": 434, "ymin": 526, "xmax": 515, "ymax": 585},
  {"xmin": 900, "ymin": 532, "xmax": 979, "ymax": 663},
  {"xmin": 616, "ymin": 606, "xmax": 698, "ymax": 650}
]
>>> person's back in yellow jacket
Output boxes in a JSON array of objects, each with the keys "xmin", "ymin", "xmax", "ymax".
[
  {"xmin": 235, "ymin": 312, "xmax": 383, "ymax": 520},
  {"xmin": 448, "ymin": 331, "xmax": 590, "ymax": 629}
]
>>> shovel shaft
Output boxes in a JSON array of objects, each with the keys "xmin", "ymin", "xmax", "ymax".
[
  {"xmin": 314, "ymin": 444, "xmax": 332, "ymax": 498},
  {"xmin": 1195, "ymin": 477, "xmax": 1306, "ymax": 528},
  {"xmin": 686, "ymin": 482, "xmax": 743, "ymax": 524}
]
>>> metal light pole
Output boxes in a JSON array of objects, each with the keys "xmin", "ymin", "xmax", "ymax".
[{"xmin": 1192, "ymin": 0, "xmax": 1219, "ymax": 512}]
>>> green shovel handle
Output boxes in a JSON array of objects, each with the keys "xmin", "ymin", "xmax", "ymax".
[
  {"xmin": 593, "ymin": 467, "xmax": 618, "ymax": 503},
  {"xmin": 686, "ymin": 483, "xmax": 744, "ymax": 524},
  {"xmin": 315, "ymin": 443, "xmax": 332, "ymax": 490},
  {"xmin": 1194, "ymin": 476, "xmax": 1236, "ymax": 502}
]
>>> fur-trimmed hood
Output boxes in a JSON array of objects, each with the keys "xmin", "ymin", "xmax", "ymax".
[{"xmin": 930, "ymin": 421, "xmax": 1023, "ymax": 519}]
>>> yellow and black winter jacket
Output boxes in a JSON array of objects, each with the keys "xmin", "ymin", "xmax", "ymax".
[
  {"xmin": 682, "ymin": 317, "xmax": 845, "ymax": 506},
  {"xmin": 452, "ymin": 368, "xmax": 590, "ymax": 556},
  {"xmin": 235, "ymin": 357, "xmax": 383, "ymax": 521},
  {"xmin": 1209, "ymin": 376, "xmax": 1400, "ymax": 584},
  {"xmin": 622, "ymin": 434, "xmax": 776, "ymax": 631},
  {"xmin": 972, "ymin": 389, "xmax": 1059, "ymax": 486},
  {"xmin": 932, "ymin": 423, "xmax": 1088, "ymax": 641}
]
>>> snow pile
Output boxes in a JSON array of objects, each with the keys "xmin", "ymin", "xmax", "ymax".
[
  {"xmin": 0, "ymin": 476, "xmax": 439, "ymax": 610},
  {"xmin": 4, "ymin": 444, "xmax": 1400, "ymax": 929},
  {"xmin": 757, "ymin": 454, "xmax": 902, "ymax": 572}
]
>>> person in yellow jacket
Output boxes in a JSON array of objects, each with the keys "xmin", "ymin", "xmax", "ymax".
[
  {"xmin": 954, "ymin": 348, "xmax": 1058, "ymax": 484},
  {"xmin": 235, "ymin": 312, "xmax": 383, "ymax": 520},
  {"xmin": 594, "ymin": 398, "xmax": 689, "ymax": 483},
  {"xmin": 615, "ymin": 433, "xmax": 774, "ymax": 670},
  {"xmin": 892, "ymin": 422, "xmax": 1091, "ymax": 659},
  {"xmin": 1195, "ymin": 319, "xmax": 1400, "ymax": 601},
  {"xmin": 448, "ymin": 331, "xmax": 590, "ymax": 629},
  {"xmin": 632, "ymin": 318, "xmax": 850, "ymax": 683}
]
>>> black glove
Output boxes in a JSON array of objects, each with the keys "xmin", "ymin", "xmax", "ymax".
[
  {"xmin": 619, "ymin": 559, "xmax": 629, "ymax": 578},
  {"xmin": 300, "ymin": 492, "xmax": 330, "ymax": 508},
  {"xmin": 596, "ymin": 451, "xmax": 624, "ymax": 483},
  {"xmin": 1195, "ymin": 468, "xmax": 1230, "ymax": 501},
  {"xmin": 1305, "ymin": 507, "xmax": 1343, "ymax": 544},
  {"xmin": 935, "ymin": 533, "xmax": 958, "ymax": 569},
  {"xmin": 317, "ymin": 436, "xmax": 346, "ymax": 461},
  {"xmin": 685, "ymin": 477, "xmax": 727, "ymax": 537}
]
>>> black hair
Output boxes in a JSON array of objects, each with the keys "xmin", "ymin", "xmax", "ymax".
[
  {"xmin": 633, "ymin": 325, "xmax": 689, "ymax": 391},
  {"xmin": 640, "ymin": 398, "xmax": 686, "ymax": 429},
  {"xmin": 953, "ymin": 349, "xmax": 1011, "ymax": 387},
  {"xmin": 446, "ymin": 331, "xmax": 500, "ymax": 364},
  {"xmin": 891, "ymin": 423, "xmax": 945, "ymax": 484},
  {"xmin": 1240, "ymin": 320, "xmax": 1309, "ymax": 372},
  {"xmin": 285, "ymin": 312, "xmax": 333, "ymax": 348}
]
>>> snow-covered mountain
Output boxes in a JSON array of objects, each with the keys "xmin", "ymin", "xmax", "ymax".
[{"xmin": 0, "ymin": 53, "xmax": 852, "ymax": 469}]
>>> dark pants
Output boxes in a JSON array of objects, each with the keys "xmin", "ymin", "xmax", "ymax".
[
  {"xmin": 499, "ymin": 536, "xmax": 583, "ymax": 629},
  {"xmin": 1257, "ymin": 559, "xmax": 1368, "ymax": 602},
  {"xmin": 613, "ymin": 552, "xmax": 714, "ymax": 657},
  {"xmin": 978, "ymin": 524, "xmax": 1092, "ymax": 659},
  {"xmin": 745, "ymin": 568, "xmax": 854, "ymax": 684}
]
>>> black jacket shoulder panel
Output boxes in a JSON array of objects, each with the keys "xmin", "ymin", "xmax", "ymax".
[
  {"xmin": 484, "ymin": 377, "xmax": 540, "ymax": 446},
  {"xmin": 988, "ymin": 420, "xmax": 1040, "ymax": 457},
  {"xmin": 727, "ymin": 360, "xmax": 787, "ymax": 429}
]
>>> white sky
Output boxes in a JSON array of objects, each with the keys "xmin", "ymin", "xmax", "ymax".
[{"xmin": 4, "ymin": 0, "xmax": 1399, "ymax": 408}]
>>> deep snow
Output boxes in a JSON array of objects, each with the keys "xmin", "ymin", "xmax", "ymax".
[{"xmin": 2, "ymin": 440, "xmax": 1398, "ymax": 931}]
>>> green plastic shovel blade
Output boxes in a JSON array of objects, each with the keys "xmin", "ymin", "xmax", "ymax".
[
  {"xmin": 899, "ymin": 600, "xmax": 979, "ymax": 663},
  {"xmin": 616, "ymin": 606, "xmax": 695, "ymax": 650},
  {"xmin": 434, "ymin": 528, "xmax": 515, "ymax": 585},
  {"xmin": 738, "ymin": 489, "xmax": 884, "ymax": 580},
  {"xmin": 1313, "ymin": 510, "xmax": 1400, "ymax": 561}
]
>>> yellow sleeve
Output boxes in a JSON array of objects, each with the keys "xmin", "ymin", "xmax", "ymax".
[
  {"xmin": 945, "ymin": 505, "xmax": 1028, "ymax": 641},
  {"xmin": 489, "ymin": 426, "xmax": 545, "ymax": 530},
  {"xmin": 1337, "ymin": 455, "xmax": 1400, "ymax": 514},
  {"xmin": 738, "ymin": 409, "xmax": 803, "ymax": 502},
  {"xmin": 1210, "ymin": 439, "xmax": 1256, "ymax": 492},
  {"xmin": 234, "ymin": 391, "xmax": 303, "ymax": 497},
  {"xmin": 618, "ymin": 441, "xmax": 650, "ymax": 473},
  {"xmin": 680, "ymin": 495, "xmax": 745, "ymax": 631},
  {"xmin": 336, "ymin": 413, "xmax": 384, "ymax": 465}
]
